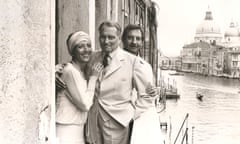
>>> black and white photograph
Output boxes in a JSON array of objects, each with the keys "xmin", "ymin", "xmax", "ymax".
[{"xmin": 0, "ymin": 0, "xmax": 240, "ymax": 144}]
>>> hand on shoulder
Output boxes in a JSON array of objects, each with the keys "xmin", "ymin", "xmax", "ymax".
[{"xmin": 55, "ymin": 63, "xmax": 67, "ymax": 90}]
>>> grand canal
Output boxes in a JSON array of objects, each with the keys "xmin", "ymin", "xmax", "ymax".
[{"xmin": 160, "ymin": 70, "xmax": 240, "ymax": 144}]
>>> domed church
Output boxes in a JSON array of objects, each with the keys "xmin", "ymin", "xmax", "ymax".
[
  {"xmin": 224, "ymin": 21, "xmax": 240, "ymax": 43},
  {"xmin": 194, "ymin": 8, "xmax": 222, "ymax": 44}
]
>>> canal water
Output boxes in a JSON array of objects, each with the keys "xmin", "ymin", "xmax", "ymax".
[{"xmin": 160, "ymin": 70, "xmax": 240, "ymax": 144}]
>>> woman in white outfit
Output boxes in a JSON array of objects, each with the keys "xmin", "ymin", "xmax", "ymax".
[{"xmin": 56, "ymin": 31, "xmax": 103, "ymax": 144}]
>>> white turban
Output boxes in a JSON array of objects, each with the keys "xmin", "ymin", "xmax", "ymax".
[{"xmin": 67, "ymin": 31, "xmax": 90, "ymax": 55}]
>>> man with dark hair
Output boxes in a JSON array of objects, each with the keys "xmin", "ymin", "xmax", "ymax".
[
  {"xmin": 120, "ymin": 24, "xmax": 163, "ymax": 144},
  {"xmin": 122, "ymin": 24, "xmax": 144, "ymax": 56}
]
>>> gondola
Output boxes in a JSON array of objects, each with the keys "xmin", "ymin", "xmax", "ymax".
[{"xmin": 196, "ymin": 93, "xmax": 203, "ymax": 101}]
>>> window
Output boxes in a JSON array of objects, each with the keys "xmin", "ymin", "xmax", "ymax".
[
  {"xmin": 233, "ymin": 61, "xmax": 238, "ymax": 67},
  {"xmin": 233, "ymin": 54, "xmax": 238, "ymax": 60}
]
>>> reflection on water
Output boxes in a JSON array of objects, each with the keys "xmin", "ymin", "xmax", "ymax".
[{"xmin": 160, "ymin": 70, "xmax": 240, "ymax": 144}]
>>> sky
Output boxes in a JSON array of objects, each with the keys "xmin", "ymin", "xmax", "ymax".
[{"xmin": 153, "ymin": 0, "xmax": 240, "ymax": 57}]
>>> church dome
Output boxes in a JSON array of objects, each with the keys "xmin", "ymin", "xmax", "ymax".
[
  {"xmin": 224, "ymin": 22, "xmax": 239, "ymax": 37},
  {"xmin": 195, "ymin": 10, "xmax": 222, "ymax": 43}
]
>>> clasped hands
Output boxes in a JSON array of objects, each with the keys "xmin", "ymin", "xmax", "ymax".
[{"xmin": 145, "ymin": 83, "xmax": 159, "ymax": 97}]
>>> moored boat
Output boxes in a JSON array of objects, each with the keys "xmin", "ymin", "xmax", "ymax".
[{"xmin": 169, "ymin": 72, "xmax": 184, "ymax": 76}]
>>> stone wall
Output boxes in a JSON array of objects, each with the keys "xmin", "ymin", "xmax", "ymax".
[{"xmin": 0, "ymin": 0, "xmax": 52, "ymax": 143}]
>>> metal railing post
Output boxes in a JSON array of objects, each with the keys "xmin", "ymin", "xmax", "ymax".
[{"xmin": 173, "ymin": 113, "xmax": 189, "ymax": 144}]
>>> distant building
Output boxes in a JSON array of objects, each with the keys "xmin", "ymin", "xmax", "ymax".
[
  {"xmin": 224, "ymin": 46, "xmax": 240, "ymax": 78},
  {"xmin": 223, "ymin": 22, "xmax": 240, "ymax": 78},
  {"xmin": 181, "ymin": 7, "xmax": 240, "ymax": 78},
  {"xmin": 182, "ymin": 41, "xmax": 211, "ymax": 73},
  {"xmin": 168, "ymin": 57, "xmax": 182, "ymax": 71},
  {"xmin": 159, "ymin": 55, "xmax": 171, "ymax": 70},
  {"xmin": 158, "ymin": 55, "xmax": 182, "ymax": 71}
]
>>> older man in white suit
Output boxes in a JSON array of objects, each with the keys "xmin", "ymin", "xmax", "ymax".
[{"xmin": 85, "ymin": 21, "xmax": 157, "ymax": 144}]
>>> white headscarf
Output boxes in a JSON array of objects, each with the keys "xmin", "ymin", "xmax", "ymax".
[{"xmin": 67, "ymin": 31, "xmax": 90, "ymax": 55}]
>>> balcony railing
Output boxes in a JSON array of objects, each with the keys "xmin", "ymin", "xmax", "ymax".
[{"xmin": 173, "ymin": 113, "xmax": 189, "ymax": 144}]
